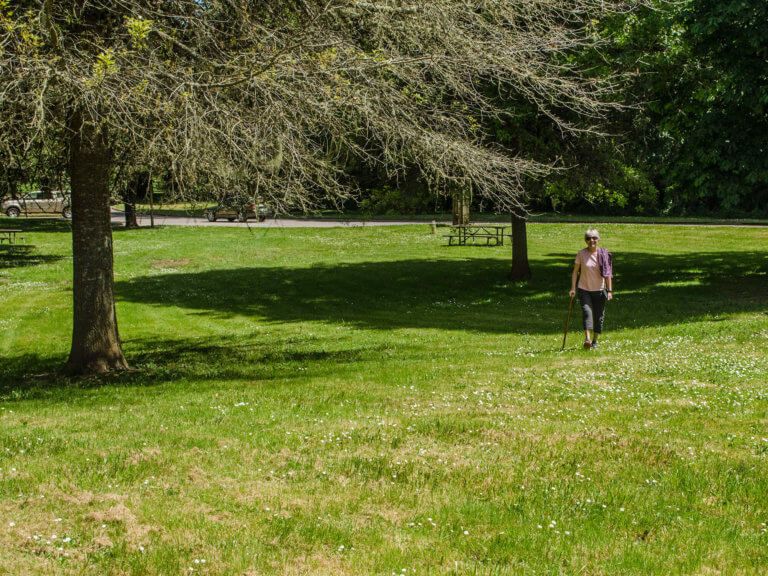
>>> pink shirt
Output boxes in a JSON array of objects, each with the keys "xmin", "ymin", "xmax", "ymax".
[{"xmin": 576, "ymin": 248, "xmax": 605, "ymax": 291}]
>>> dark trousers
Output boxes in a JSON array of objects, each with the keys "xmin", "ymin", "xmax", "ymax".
[{"xmin": 578, "ymin": 288, "xmax": 607, "ymax": 335}]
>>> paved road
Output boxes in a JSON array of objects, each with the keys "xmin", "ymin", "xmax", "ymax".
[
  {"xmin": 110, "ymin": 211, "xmax": 428, "ymax": 228},
  {"xmin": 110, "ymin": 212, "xmax": 768, "ymax": 228},
  {"xmin": 8, "ymin": 212, "xmax": 764, "ymax": 228}
]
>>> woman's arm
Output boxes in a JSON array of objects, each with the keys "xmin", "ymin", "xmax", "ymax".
[
  {"xmin": 570, "ymin": 258, "xmax": 580, "ymax": 297},
  {"xmin": 606, "ymin": 275, "xmax": 613, "ymax": 300}
]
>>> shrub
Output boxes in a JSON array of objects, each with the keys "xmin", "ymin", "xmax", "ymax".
[
  {"xmin": 359, "ymin": 185, "xmax": 440, "ymax": 215},
  {"xmin": 541, "ymin": 163, "xmax": 660, "ymax": 215}
]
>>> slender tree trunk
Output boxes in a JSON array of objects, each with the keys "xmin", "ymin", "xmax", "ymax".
[
  {"xmin": 509, "ymin": 213, "xmax": 532, "ymax": 281},
  {"xmin": 452, "ymin": 188, "xmax": 470, "ymax": 225},
  {"xmin": 4, "ymin": 173, "xmax": 17, "ymax": 200},
  {"xmin": 123, "ymin": 172, "xmax": 148, "ymax": 228},
  {"xmin": 124, "ymin": 183, "xmax": 138, "ymax": 228},
  {"xmin": 66, "ymin": 111, "xmax": 128, "ymax": 374}
]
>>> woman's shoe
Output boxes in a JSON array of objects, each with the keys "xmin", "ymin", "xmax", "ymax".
[
  {"xmin": 591, "ymin": 340, "xmax": 599, "ymax": 349},
  {"xmin": 583, "ymin": 340, "xmax": 592, "ymax": 349}
]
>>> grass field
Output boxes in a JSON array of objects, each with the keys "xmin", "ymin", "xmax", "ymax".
[{"xmin": 1, "ymin": 219, "xmax": 767, "ymax": 575}]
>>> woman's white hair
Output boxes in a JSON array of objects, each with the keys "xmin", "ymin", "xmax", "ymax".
[{"xmin": 585, "ymin": 228, "xmax": 600, "ymax": 239}]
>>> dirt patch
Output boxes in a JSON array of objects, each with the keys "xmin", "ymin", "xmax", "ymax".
[
  {"xmin": 188, "ymin": 502, "xmax": 234, "ymax": 525},
  {"xmin": 128, "ymin": 446, "xmax": 162, "ymax": 466},
  {"xmin": 151, "ymin": 258, "xmax": 190, "ymax": 268},
  {"xmin": 58, "ymin": 487, "xmax": 127, "ymax": 506},
  {"xmin": 220, "ymin": 477, "xmax": 275, "ymax": 504},
  {"xmin": 206, "ymin": 510, "xmax": 234, "ymax": 524},
  {"xmin": 272, "ymin": 550, "xmax": 350, "ymax": 576},
  {"xmin": 86, "ymin": 504, "xmax": 159, "ymax": 549},
  {"xmin": 369, "ymin": 505, "xmax": 404, "ymax": 525},
  {"xmin": 187, "ymin": 465, "xmax": 211, "ymax": 488},
  {"xmin": 93, "ymin": 534, "xmax": 115, "ymax": 549},
  {"xmin": 87, "ymin": 503, "xmax": 136, "ymax": 524}
]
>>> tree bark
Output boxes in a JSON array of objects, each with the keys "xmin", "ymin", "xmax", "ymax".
[
  {"xmin": 124, "ymin": 184, "xmax": 138, "ymax": 228},
  {"xmin": 66, "ymin": 111, "xmax": 129, "ymax": 374},
  {"xmin": 123, "ymin": 172, "xmax": 148, "ymax": 228},
  {"xmin": 452, "ymin": 188, "xmax": 470, "ymax": 225},
  {"xmin": 509, "ymin": 213, "xmax": 532, "ymax": 281}
]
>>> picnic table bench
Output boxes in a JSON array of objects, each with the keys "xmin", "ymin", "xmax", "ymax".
[
  {"xmin": 0, "ymin": 229, "xmax": 25, "ymax": 245},
  {"xmin": 446, "ymin": 225, "xmax": 510, "ymax": 246}
]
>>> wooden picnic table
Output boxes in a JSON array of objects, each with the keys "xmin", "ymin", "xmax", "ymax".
[
  {"xmin": 0, "ymin": 228, "xmax": 24, "ymax": 245},
  {"xmin": 446, "ymin": 225, "xmax": 510, "ymax": 246}
]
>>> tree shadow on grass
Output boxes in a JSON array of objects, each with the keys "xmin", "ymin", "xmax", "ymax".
[
  {"xmin": 0, "ymin": 220, "xmax": 69, "ymax": 272},
  {"xmin": 0, "ymin": 335, "xmax": 394, "ymax": 402},
  {"xmin": 4, "ymin": 249, "xmax": 765, "ymax": 399},
  {"xmin": 124, "ymin": 335, "xmax": 388, "ymax": 380},
  {"xmin": 115, "ymin": 250, "xmax": 768, "ymax": 335},
  {"xmin": 0, "ymin": 218, "xmax": 73, "ymax": 233},
  {"xmin": 0, "ymin": 246, "xmax": 65, "ymax": 269}
]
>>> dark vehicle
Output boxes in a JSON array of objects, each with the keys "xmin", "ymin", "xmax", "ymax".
[
  {"xmin": 2, "ymin": 190, "xmax": 72, "ymax": 218},
  {"xmin": 204, "ymin": 197, "xmax": 274, "ymax": 222}
]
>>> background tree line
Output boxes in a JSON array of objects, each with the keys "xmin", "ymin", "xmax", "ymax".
[{"xmin": 350, "ymin": 0, "xmax": 768, "ymax": 219}]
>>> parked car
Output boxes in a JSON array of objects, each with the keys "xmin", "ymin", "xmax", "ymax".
[
  {"xmin": 203, "ymin": 197, "xmax": 274, "ymax": 222},
  {"xmin": 2, "ymin": 190, "xmax": 71, "ymax": 218}
]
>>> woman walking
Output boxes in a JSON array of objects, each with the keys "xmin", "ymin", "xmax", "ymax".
[{"xmin": 569, "ymin": 229, "xmax": 613, "ymax": 349}]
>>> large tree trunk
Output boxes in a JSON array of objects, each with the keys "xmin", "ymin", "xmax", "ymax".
[
  {"xmin": 509, "ymin": 213, "xmax": 532, "ymax": 281},
  {"xmin": 452, "ymin": 188, "xmax": 470, "ymax": 225},
  {"xmin": 66, "ymin": 112, "xmax": 129, "ymax": 374}
]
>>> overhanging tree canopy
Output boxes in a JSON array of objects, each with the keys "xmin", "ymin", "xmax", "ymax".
[{"xmin": 1, "ymin": 0, "xmax": 636, "ymax": 374}]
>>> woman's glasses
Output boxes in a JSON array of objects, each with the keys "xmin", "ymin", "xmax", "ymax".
[{"xmin": 585, "ymin": 236, "xmax": 599, "ymax": 241}]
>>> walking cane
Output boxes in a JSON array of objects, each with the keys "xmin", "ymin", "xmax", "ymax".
[{"xmin": 561, "ymin": 294, "xmax": 575, "ymax": 351}]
